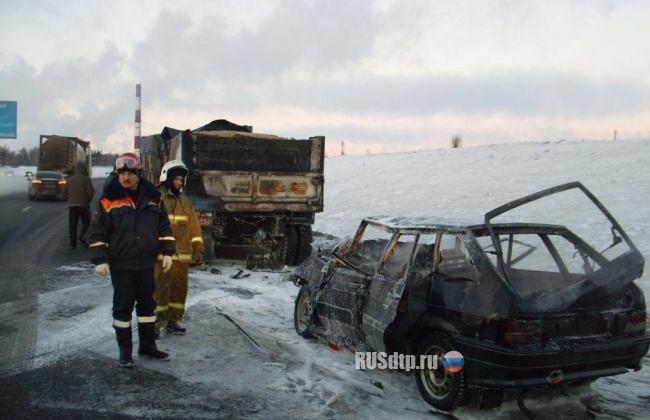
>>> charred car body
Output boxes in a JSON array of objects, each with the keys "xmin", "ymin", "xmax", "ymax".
[{"xmin": 290, "ymin": 182, "xmax": 648, "ymax": 411}]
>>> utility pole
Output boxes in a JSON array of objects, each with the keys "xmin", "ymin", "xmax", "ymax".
[{"xmin": 135, "ymin": 84, "xmax": 142, "ymax": 155}]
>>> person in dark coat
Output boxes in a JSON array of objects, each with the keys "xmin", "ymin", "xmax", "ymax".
[
  {"xmin": 65, "ymin": 162, "xmax": 94, "ymax": 249},
  {"xmin": 87, "ymin": 153, "xmax": 176, "ymax": 367}
]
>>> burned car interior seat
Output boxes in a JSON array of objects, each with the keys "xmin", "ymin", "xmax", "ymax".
[
  {"xmin": 413, "ymin": 244, "xmax": 435, "ymax": 271},
  {"xmin": 437, "ymin": 248, "xmax": 480, "ymax": 281}
]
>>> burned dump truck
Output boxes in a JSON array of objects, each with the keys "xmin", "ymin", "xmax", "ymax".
[
  {"xmin": 290, "ymin": 181, "xmax": 648, "ymax": 412},
  {"xmin": 37, "ymin": 135, "xmax": 91, "ymax": 176},
  {"xmin": 140, "ymin": 119, "xmax": 325, "ymax": 269}
]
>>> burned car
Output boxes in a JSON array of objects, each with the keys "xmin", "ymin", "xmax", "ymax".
[{"xmin": 290, "ymin": 182, "xmax": 648, "ymax": 411}]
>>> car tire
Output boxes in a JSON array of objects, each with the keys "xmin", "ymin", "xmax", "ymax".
[
  {"xmin": 414, "ymin": 333, "xmax": 468, "ymax": 411},
  {"xmin": 293, "ymin": 285, "xmax": 316, "ymax": 338}
]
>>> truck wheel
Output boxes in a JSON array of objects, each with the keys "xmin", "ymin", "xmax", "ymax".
[
  {"xmin": 294, "ymin": 225, "xmax": 313, "ymax": 265},
  {"xmin": 202, "ymin": 232, "xmax": 216, "ymax": 263},
  {"xmin": 294, "ymin": 285, "xmax": 315, "ymax": 338},
  {"xmin": 283, "ymin": 225, "xmax": 298, "ymax": 266},
  {"xmin": 414, "ymin": 333, "xmax": 468, "ymax": 411}
]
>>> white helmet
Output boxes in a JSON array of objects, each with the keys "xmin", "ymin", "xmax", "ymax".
[{"xmin": 160, "ymin": 160, "xmax": 188, "ymax": 184}]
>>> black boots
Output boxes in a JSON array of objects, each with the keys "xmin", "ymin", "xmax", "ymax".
[
  {"xmin": 137, "ymin": 322, "xmax": 170, "ymax": 360},
  {"xmin": 115, "ymin": 322, "xmax": 169, "ymax": 366},
  {"xmin": 165, "ymin": 320, "xmax": 186, "ymax": 335},
  {"xmin": 115, "ymin": 326, "xmax": 134, "ymax": 368}
]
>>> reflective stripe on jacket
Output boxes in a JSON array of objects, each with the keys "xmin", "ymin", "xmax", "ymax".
[
  {"xmin": 158, "ymin": 184, "xmax": 204, "ymax": 262},
  {"xmin": 87, "ymin": 176, "xmax": 175, "ymax": 270}
]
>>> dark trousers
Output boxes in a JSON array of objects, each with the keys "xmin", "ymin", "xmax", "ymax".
[
  {"xmin": 68, "ymin": 206, "xmax": 90, "ymax": 246},
  {"xmin": 111, "ymin": 268, "xmax": 157, "ymax": 324}
]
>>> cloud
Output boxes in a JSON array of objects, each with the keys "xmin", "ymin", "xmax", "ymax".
[
  {"xmin": 1, "ymin": 0, "xmax": 649, "ymax": 154},
  {"xmin": 0, "ymin": 46, "xmax": 134, "ymax": 150},
  {"xmin": 270, "ymin": 72, "xmax": 649, "ymax": 116},
  {"xmin": 128, "ymin": 2, "xmax": 380, "ymax": 105}
]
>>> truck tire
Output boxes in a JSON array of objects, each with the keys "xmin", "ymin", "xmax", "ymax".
[
  {"xmin": 202, "ymin": 231, "xmax": 216, "ymax": 263},
  {"xmin": 294, "ymin": 225, "xmax": 313, "ymax": 265},
  {"xmin": 283, "ymin": 225, "xmax": 298, "ymax": 266}
]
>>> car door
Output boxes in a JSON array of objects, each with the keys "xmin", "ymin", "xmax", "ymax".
[
  {"xmin": 317, "ymin": 267, "xmax": 372, "ymax": 349},
  {"xmin": 362, "ymin": 231, "xmax": 418, "ymax": 352}
]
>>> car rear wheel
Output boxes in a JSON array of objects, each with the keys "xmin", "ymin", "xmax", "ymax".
[
  {"xmin": 414, "ymin": 332, "xmax": 468, "ymax": 411},
  {"xmin": 293, "ymin": 285, "xmax": 315, "ymax": 338}
]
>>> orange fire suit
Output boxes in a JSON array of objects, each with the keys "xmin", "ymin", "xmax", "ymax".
[{"xmin": 154, "ymin": 184, "xmax": 204, "ymax": 328}]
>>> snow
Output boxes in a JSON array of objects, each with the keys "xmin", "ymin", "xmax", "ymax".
[
  {"xmin": 0, "ymin": 167, "xmax": 33, "ymax": 195},
  {"xmin": 3, "ymin": 139, "xmax": 650, "ymax": 417}
]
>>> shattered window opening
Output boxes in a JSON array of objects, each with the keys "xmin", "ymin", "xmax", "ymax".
[
  {"xmin": 412, "ymin": 233, "xmax": 438, "ymax": 271},
  {"xmin": 437, "ymin": 233, "xmax": 479, "ymax": 281},
  {"xmin": 548, "ymin": 235, "xmax": 602, "ymax": 275},
  {"xmin": 346, "ymin": 224, "xmax": 394, "ymax": 275},
  {"xmin": 487, "ymin": 185, "xmax": 633, "ymax": 265},
  {"xmin": 477, "ymin": 231, "xmax": 612, "ymax": 302},
  {"xmin": 381, "ymin": 233, "xmax": 418, "ymax": 279}
]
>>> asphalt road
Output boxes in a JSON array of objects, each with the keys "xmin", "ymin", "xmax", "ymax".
[{"xmin": 0, "ymin": 179, "xmax": 104, "ymax": 377}]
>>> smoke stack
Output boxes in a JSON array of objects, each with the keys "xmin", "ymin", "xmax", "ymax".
[{"xmin": 134, "ymin": 84, "xmax": 141, "ymax": 155}]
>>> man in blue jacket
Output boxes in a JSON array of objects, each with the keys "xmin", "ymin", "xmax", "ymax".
[{"xmin": 87, "ymin": 152, "xmax": 176, "ymax": 367}]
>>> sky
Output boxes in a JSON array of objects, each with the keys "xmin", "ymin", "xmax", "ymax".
[
  {"xmin": 2, "ymin": 138, "xmax": 649, "ymax": 417},
  {"xmin": 1, "ymin": 0, "xmax": 649, "ymax": 156}
]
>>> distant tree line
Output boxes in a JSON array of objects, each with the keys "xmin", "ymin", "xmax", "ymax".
[
  {"xmin": 0, "ymin": 145, "xmax": 38, "ymax": 166},
  {"xmin": 0, "ymin": 145, "xmax": 117, "ymax": 167}
]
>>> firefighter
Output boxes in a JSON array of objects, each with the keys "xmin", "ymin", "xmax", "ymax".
[
  {"xmin": 87, "ymin": 152, "xmax": 176, "ymax": 367},
  {"xmin": 154, "ymin": 160, "xmax": 204, "ymax": 336}
]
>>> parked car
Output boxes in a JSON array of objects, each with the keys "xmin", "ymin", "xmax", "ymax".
[
  {"xmin": 290, "ymin": 181, "xmax": 648, "ymax": 411},
  {"xmin": 24, "ymin": 170, "xmax": 34, "ymax": 179},
  {"xmin": 28, "ymin": 171, "xmax": 67, "ymax": 201},
  {"xmin": 0, "ymin": 168, "xmax": 15, "ymax": 177}
]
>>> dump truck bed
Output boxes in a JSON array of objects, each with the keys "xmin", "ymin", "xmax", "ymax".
[{"xmin": 170, "ymin": 130, "xmax": 325, "ymax": 213}]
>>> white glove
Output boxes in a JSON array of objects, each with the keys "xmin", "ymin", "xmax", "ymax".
[
  {"xmin": 162, "ymin": 255, "xmax": 173, "ymax": 273},
  {"xmin": 95, "ymin": 263, "xmax": 110, "ymax": 276}
]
